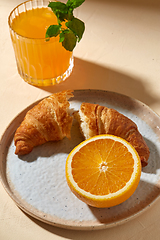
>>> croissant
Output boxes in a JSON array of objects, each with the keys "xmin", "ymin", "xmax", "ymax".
[
  {"xmin": 75, "ymin": 102, "xmax": 150, "ymax": 167},
  {"xmin": 14, "ymin": 90, "xmax": 74, "ymax": 155}
]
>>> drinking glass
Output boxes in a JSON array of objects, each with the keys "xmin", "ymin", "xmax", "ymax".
[{"xmin": 8, "ymin": 0, "xmax": 74, "ymax": 86}]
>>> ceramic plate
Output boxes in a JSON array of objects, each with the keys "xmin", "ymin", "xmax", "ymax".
[{"xmin": 0, "ymin": 89, "xmax": 160, "ymax": 230}]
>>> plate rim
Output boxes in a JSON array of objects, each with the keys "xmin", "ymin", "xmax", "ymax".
[{"xmin": 1, "ymin": 89, "xmax": 160, "ymax": 230}]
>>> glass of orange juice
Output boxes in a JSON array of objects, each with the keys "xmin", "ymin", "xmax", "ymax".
[{"xmin": 8, "ymin": 0, "xmax": 74, "ymax": 86}]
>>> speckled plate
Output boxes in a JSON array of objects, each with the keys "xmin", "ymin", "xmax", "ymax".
[{"xmin": 0, "ymin": 89, "xmax": 160, "ymax": 230}]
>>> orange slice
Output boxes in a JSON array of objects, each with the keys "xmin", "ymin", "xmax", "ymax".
[{"xmin": 66, "ymin": 134, "xmax": 141, "ymax": 208}]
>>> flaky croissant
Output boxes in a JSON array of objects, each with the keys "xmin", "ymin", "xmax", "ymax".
[
  {"xmin": 75, "ymin": 102, "xmax": 150, "ymax": 167},
  {"xmin": 14, "ymin": 90, "xmax": 74, "ymax": 155}
]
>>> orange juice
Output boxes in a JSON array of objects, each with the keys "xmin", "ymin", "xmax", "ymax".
[
  {"xmin": 12, "ymin": 8, "xmax": 57, "ymax": 38},
  {"xmin": 9, "ymin": 2, "xmax": 73, "ymax": 86}
]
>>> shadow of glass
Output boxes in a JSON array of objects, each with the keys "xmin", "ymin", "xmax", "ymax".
[{"xmin": 37, "ymin": 58, "xmax": 160, "ymax": 108}]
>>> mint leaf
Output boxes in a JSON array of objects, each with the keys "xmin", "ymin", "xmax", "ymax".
[
  {"xmin": 66, "ymin": 0, "xmax": 85, "ymax": 9},
  {"xmin": 48, "ymin": 2, "xmax": 68, "ymax": 12},
  {"xmin": 62, "ymin": 31, "xmax": 77, "ymax": 51},
  {"xmin": 46, "ymin": 0, "xmax": 85, "ymax": 51},
  {"xmin": 59, "ymin": 32, "xmax": 65, "ymax": 42},
  {"xmin": 45, "ymin": 24, "xmax": 61, "ymax": 38},
  {"xmin": 66, "ymin": 17, "xmax": 85, "ymax": 42},
  {"xmin": 48, "ymin": 2, "xmax": 69, "ymax": 21},
  {"xmin": 59, "ymin": 29, "xmax": 69, "ymax": 42}
]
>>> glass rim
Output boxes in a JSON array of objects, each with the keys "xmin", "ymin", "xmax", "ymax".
[{"xmin": 8, "ymin": 0, "xmax": 56, "ymax": 40}]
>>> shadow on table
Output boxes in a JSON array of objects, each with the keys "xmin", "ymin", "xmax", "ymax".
[{"xmin": 37, "ymin": 57, "xmax": 160, "ymax": 109}]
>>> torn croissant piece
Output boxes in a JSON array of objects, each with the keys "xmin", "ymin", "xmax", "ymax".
[
  {"xmin": 14, "ymin": 90, "xmax": 74, "ymax": 155},
  {"xmin": 76, "ymin": 102, "xmax": 150, "ymax": 167}
]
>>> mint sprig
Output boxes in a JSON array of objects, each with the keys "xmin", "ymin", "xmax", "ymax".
[{"xmin": 45, "ymin": 0, "xmax": 85, "ymax": 51}]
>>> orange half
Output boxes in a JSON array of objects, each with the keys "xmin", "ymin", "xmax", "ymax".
[{"xmin": 66, "ymin": 134, "xmax": 141, "ymax": 208}]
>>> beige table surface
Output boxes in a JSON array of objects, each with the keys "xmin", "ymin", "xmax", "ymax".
[{"xmin": 1, "ymin": 0, "xmax": 160, "ymax": 239}]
